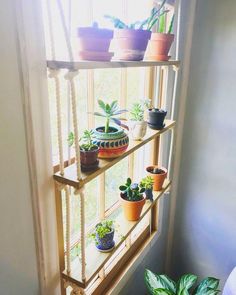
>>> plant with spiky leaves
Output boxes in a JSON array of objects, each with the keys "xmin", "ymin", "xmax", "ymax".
[
  {"xmin": 93, "ymin": 99, "xmax": 127, "ymax": 133},
  {"xmin": 145, "ymin": 269, "xmax": 220, "ymax": 295},
  {"xmin": 104, "ymin": 0, "xmax": 169, "ymax": 31}
]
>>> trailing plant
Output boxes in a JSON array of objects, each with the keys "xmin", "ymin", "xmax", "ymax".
[
  {"xmin": 145, "ymin": 269, "xmax": 220, "ymax": 295},
  {"xmin": 119, "ymin": 178, "xmax": 145, "ymax": 201},
  {"xmin": 104, "ymin": 0, "xmax": 168, "ymax": 31},
  {"xmin": 90, "ymin": 220, "xmax": 114, "ymax": 241},
  {"xmin": 140, "ymin": 176, "xmax": 154, "ymax": 190},
  {"xmin": 93, "ymin": 99, "xmax": 127, "ymax": 133}
]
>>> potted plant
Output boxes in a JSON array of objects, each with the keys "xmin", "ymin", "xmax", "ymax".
[
  {"xmin": 77, "ymin": 22, "xmax": 114, "ymax": 61},
  {"xmin": 140, "ymin": 176, "xmax": 154, "ymax": 201},
  {"xmin": 90, "ymin": 220, "xmax": 115, "ymax": 252},
  {"xmin": 147, "ymin": 108, "xmax": 167, "ymax": 130},
  {"xmin": 145, "ymin": 269, "xmax": 220, "ymax": 295},
  {"xmin": 146, "ymin": 166, "xmax": 167, "ymax": 191},
  {"xmin": 104, "ymin": 0, "xmax": 167, "ymax": 61},
  {"xmin": 146, "ymin": 11, "xmax": 175, "ymax": 61},
  {"xmin": 128, "ymin": 101, "xmax": 148, "ymax": 140},
  {"xmin": 92, "ymin": 99, "xmax": 129, "ymax": 159},
  {"xmin": 119, "ymin": 178, "xmax": 146, "ymax": 221},
  {"xmin": 68, "ymin": 130, "xmax": 99, "ymax": 172}
]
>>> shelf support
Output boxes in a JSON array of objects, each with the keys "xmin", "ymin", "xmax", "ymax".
[{"xmin": 64, "ymin": 279, "xmax": 85, "ymax": 295}]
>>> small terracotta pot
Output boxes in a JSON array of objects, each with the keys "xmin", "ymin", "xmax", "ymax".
[
  {"xmin": 77, "ymin": 27, "xmax": 113, "ymax": 61},
  {"xmin": 80, "ymin": 147, "xmax": 99, "ymax": 172},
  {"xmin": 146, "ymin": 166, "xmax": 167, "ymax": 191},
  {"xmin": 146, "ymin": 33, "xmax": 174, "ymax": 61},
  {"xmin": 120, "ymin": 193, "xmax": 146, "ymax": 221},
  {"xmin": 113, "ymin": 29, "xmax": 151, "ymax": 61}
]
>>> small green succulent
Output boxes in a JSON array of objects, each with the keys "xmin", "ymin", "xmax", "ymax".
[
  {"xmin": 119, "ymin": 178, "xmax": 145, "ymax": 201},
  {"xmin": 140, "ymin": 176, "xmax": 154, "ymax": 190},
  {"xmin": 93, "ymin": 99, "xmax": 127, "ymax": 133}
]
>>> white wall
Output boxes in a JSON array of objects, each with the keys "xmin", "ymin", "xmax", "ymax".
[
  {"xmin": 171, "ymin": 0, "xmax": 236, "ymax": 287},
  {"xmin": 0, "ymin": 1, "xmax": 39, "ymax": 294}
]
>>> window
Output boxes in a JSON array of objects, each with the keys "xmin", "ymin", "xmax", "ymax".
[{"xmin": 42, "ymin": 0, "xmax": 178, "ymax": 294}]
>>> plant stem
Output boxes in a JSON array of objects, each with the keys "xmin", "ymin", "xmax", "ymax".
[{"xmin": 105, "ymin": 117, "xmax": 110, "ymax": 133}]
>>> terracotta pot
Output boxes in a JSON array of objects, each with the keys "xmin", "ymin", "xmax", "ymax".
[
  {"xmin": 77, "ymin": 27, "xmax": 113, "ymax": 61},
  {"xmin": 128, "ymin": 120, "xmax": 147, "ymax": 140},
  {"xmin": 80, "ymin": 146, "xmax": 99, "ymax": 172},
  {"xmin": 113, "ymin": 29, "xmax": 151, "ymax": 61},
  {"xmin": 146, "ymin": 33, "xmax": 174, "ymax": 61},
  {"xmin": 146, "ymin": 166, "xmax": 167, "ymax": 191},
  {"xmin": 92, "ymin": 126, "xmax": 129, "ymax": 159},
  {"xmin": 120, "ymin": 193, "xmax": 146, "ymax": 221}
]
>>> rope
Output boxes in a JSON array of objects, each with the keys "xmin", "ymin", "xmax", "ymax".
[
  {"xmin": 74, "ymin": 186, "xmax": 86, "ymax": 281},
  {"xmin": 65, "ymin": 71, "xmax": 82, "ymax": 180},
  {"xmin": 65, "ymin": 185, "xmax": 71, "ymax": 273},
  {"xmin": 49, "ymin": 69, "xmax": 64, "ymax": 175}
]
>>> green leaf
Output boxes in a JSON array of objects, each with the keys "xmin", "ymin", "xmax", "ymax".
[
  {"xmin": 153, "ymin": 288, "xmax": 174, "ymax": 295},
  {"xmin": 177, "ymin": 274, "xmax": 198, "ymax": 295},
  {"xmin": 158, "ymin": 12, "xmax": 165, "ymax": 33},
  {"xmin": 168, "ymin": 14, "xmax": 174, "ymax": 34},
  {"xmin": 93, "ymin": 111, "xmax": 106, "ymax": 117},
  {"xmin": 194, "ymin": 277, "xmax": 220, "ymax": 295},
  {"xmin": 144, "ymin": 269, "xmax": 175, "ymax": 295},
  {"xmin": 110, "ymin": 100, "xmax": 118, "ymax": 112},
  {"xmin": 98, "ymin": 99, "xmax": 106, "ymax": 111},
  {"xmin": 126, "ymin": 178, "xmax": 132, "ymax": 186},
  {"xmin": 119, "ymin": 185, "xmax": 127, "ymax": 191}
]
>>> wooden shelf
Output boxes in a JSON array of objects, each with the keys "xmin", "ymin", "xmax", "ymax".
[
  {"xmin": 54, "ymin": 120, "xmax": 175, "ymax": 189},
  {"xmin": 62, "ymin": 179, "xmax": 171, "ymax": 288},
  {"xmin": 47, "ymin": 60, "xmax": 180, "ymax": 70}
]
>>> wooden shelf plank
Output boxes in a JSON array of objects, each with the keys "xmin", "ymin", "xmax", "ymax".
[
  {"xmin": 62, "ymin": 179, "xmax": 171, "ymax": 287},
  {"xmin": 47, "ymin": 60, "xmax": 180, "ymax": 70},
  {"xmin": 54, "ymin": 120, "xmax": 175, "ymax": 189}
]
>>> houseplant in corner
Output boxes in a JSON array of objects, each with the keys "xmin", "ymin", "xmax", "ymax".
[
  {"xmin": 146, "ymin": 166, "xmax": 167, "ymax": 191},
  {"xmin": 104, "ymin": 0, "xmax": 167, "ymax": 61},
  {"xmin": 77, "ymin": 22, "xmax": 114, "ymax": 61},
  {"xmin": 68, "ymin": 130, "xmax": 99, "ymax": 172},
  {"xmin": 90, "ymin": 220, "xmax": 115, "ymax": 252},
  {"xmin": 119, "ymin": 178, "xmax": 146, "ymax": 221},
  {"xmin": 140, "ymin": 176, "xmax": 154, "ymax": 201},
  {"xmin": 144, "ymin": 269, "xmax": 220, "ymax": 295},
  {"xmin": 92, "ymin": 99, "xmax": 129, "ymax": 158}
]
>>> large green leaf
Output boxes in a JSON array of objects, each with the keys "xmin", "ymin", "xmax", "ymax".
[
  {"xmin": 177, "ymin": 274, "xmax": 198, "ymax": 295},
  {"xmin": 194, "ymin": 277, "xmax": 220, "ymax": 295},
  {"xmin": 153, "ymin": 288, "xmax": 174, "ymax": 295},
  {"xmin": 145, "ymin": 270, "xmax": 175, "ymax": 295}
]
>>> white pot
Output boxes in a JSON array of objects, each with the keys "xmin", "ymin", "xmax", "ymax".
[{"xmin": 129, "ymin": 120, "xmax": 147, "ymax": 140}]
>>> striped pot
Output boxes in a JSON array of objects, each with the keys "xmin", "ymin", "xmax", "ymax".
[{"xmin": 92, "ymin": 126, "xmax": 129, "ymax": 159}]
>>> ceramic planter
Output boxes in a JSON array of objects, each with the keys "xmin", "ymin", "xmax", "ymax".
[
  {"xmin": 113, "ymin": 29, "xmax": 151, "ymax": 61},
  {"xmin": 147, "ymin": 108, "xmax": 167, "ymax": 130},
  {"xmin": 128, "ymin": 120, "xmax": 147, "ymax": 140},
  {"xmin": 80, "ymin": 146, "xmax": 99, "ymax": 172},
  {"xmin": 146, "ymin": 33, "xmax": 174, "ymax": 61},
  {"xmin": 92, "ymin": 126, "xmax": 129, "ymax": 159},
  {"xmin": 120, "ymin": 193, "xmax": 146, "ymax": 221},
  {"xmin": 146, "ymin": 166, "xmax": 167, "ymax": 191},
  {"xmin": 95, "ymin": 224, "xmax": 115, "ymax": 252},
  {"xmin": 77, "ymin": 27, "xmax": 114, "ymax": 61}
]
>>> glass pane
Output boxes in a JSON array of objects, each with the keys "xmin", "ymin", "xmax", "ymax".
[{"xmin": 105, "ymin": 159, "xmax": 129, "ymax": 210}]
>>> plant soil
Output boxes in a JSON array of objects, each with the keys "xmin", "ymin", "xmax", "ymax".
[
  {"xmin": 147, "ymin": 167, "xmax": 165, "ymax": 174},
  {"xmin": 97, "ymin": 126, "xmax": 117, "ymax": 133}
]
